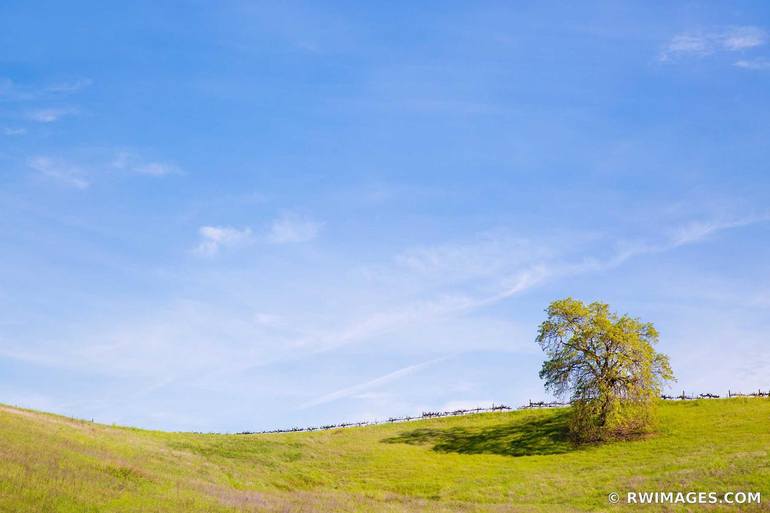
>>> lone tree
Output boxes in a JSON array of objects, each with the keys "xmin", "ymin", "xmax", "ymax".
[{"xmin": 536, "ymin": 298, "xmax": 674, "ymax": 441}]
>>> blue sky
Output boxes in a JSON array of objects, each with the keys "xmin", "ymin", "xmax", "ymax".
[{"xmin": 2, "ymin": 1, "xmax": 770, "ymax": 432}]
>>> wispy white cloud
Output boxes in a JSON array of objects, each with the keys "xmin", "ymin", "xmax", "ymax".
[
  {"xmin": 579, "ymin": 213, "xmax": 770, "ymax": 274},
  {"xmin": 660, "ymin": 26, "xmax": 767, "ymax": 61},
  {"xmin": 267, "ymin": 212, "xmax": 323, "ymax": 244},
  {"xmin": 2, "ymin": 127, "xmax": 26, "ymax": 136},
  {"xmin": 133, "ymin": 162, "xmax": 179, "ymax": 176},
  {"xmin": 7, "ymin": 209, "xmax": 769, "ymax": 427},
  {"xmin": 734, "ymin": 58, "xmax": 770, "ymax": 70},
  {"xmin": 44, "ymin": 78, "xmax": 93, "ymax": 94},
  {"xmin": 394, "ymin": 234, "xmax": 546, "ymax": 278},
  {"xmin": 194, "ymin": 225, "xmax": 253, "ymax": 256},
  {"xmin": 27, "ymin": 156, "xmax": 89, "ymax": 189},
  {"xmin": 11, "ymin": 234, "xmax": 556, "ymax": 387},
  {"xmin": 722, "ymin": 26, "xmax": 767, "ymax": 50},
  {"xmin": 112, "ymin": 151, "xmax": 181, "ymax": 177},
  {"xmin": 26, "ymin": 107, "xmax": 78, "ymax": 123},
  {"xmin": 23, "ymin": 151, "xmax": 182, "ymax": 190},
  {"xmin": 299, "ymin": 355, "xmax": 452, "ymax": 408},
  {"xmin": 0, "ymin": 77, "xmax": 92, "ymax": 102},
  {"xmin": 662, "ymin": 34, "xmax": 712, "ymax": 59},
  {"xmin": 667, "ymin": 214, "xmax": 770, "ymax": 247},
  {"xmin": 192, "ymin": 213, "xmax": 321, "ymax": 257},
  {"xmin": 291, "ymin": 214, "xmax": 770, "ymax": 358}
]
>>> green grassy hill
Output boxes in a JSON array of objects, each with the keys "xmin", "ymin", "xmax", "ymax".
[{"xmin": 1, "ymin": 399, "xmax": 768, "ymax": 512}]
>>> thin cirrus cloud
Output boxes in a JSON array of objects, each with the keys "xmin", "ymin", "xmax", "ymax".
[
  {"xmin": 194, "ymin": 214, "xmax": 324, "ymax": 256},
  {"xmin": 2, "ymin": 210, "xmax": 767, "ymax": 430},
  {"xmin": 0, "ymin": 76, "xmax": 92, "ymax": 102},
  {"xmin": 44, "ymin": 78, "xmax": 93, "ymax": 94},
  {"xmin": 112, "ymin": 151, "xmax": 182, "ymax": 177},
  {"xmin": 660, "ymin": 26, "xmax": 767, "ymax": 61},
  {"xmin": 231, "ymin": 213, "xmax": 769, "ymax": 372},
  {"xmin": 133, "ymin": 162, "xmax": 179, "ymax": 176},
  {"xmin": 299, "ymin": 355, "xmax": 454, "ymax": 409},
  {"xmin": 2, "ymin": 127, "xmax": 26, "ymax": 136},
  {"xmin": 26, "ymin": 213, "xmax": 766, "ymax": 410},
  {"xmin": 667, "ymin": 215, "xmax": 770, "ymax": 247},
  {"xmin": 27, "ymin": 156, "xmax": 90, "ymax": 189},
  {"xmin": 22, "ymin": 215, "xmax": 770, "ymax": 375},
  {"xmin": 194, "ymin": 226, "xmax": 254, "ymax": 256},
  {"xmin": 26, "ymin": 152, "xmax": 181, "ymax": 189},
  {"xmin": 26, "ymin": 107, "xmax": 78, "ymax": 123},
  {"xmin": 734, "ymin": 58, "xmax": 770, "ymax": 70},
  {"xmin": 267, "ymin": 213, "xmax": 324, "ymax": 244}
]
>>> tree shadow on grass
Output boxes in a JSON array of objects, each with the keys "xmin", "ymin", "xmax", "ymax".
[{"xmin": 381, "ymin": 410, "xmax": 577, "ymax": 457}]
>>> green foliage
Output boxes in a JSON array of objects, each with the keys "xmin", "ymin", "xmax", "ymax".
[
  {"xmin": 2, "ymin": 400, "xmax": 770, "ymax": 512},
  {"xmin": 536, "ymin": 298, "xmax": 675, "ymax": 441}
]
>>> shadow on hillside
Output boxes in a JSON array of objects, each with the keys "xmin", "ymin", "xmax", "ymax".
[{"xmin": 381, "ymin": 410, "xmax": 576, "ymax": 457}]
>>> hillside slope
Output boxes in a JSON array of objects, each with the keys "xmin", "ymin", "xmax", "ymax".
[{"xmin": 1, "ymin": 399, "xmax": 768, "ymax": 512}]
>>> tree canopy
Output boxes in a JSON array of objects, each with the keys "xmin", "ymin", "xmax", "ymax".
[{"xmin": 536, "ymin": 298, "xmax": 675, "ymax": 440}]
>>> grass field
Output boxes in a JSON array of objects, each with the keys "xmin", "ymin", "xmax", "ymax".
[{"xmin": 1, "ymin": 399, "xmax": 768, "ymax": 512}]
